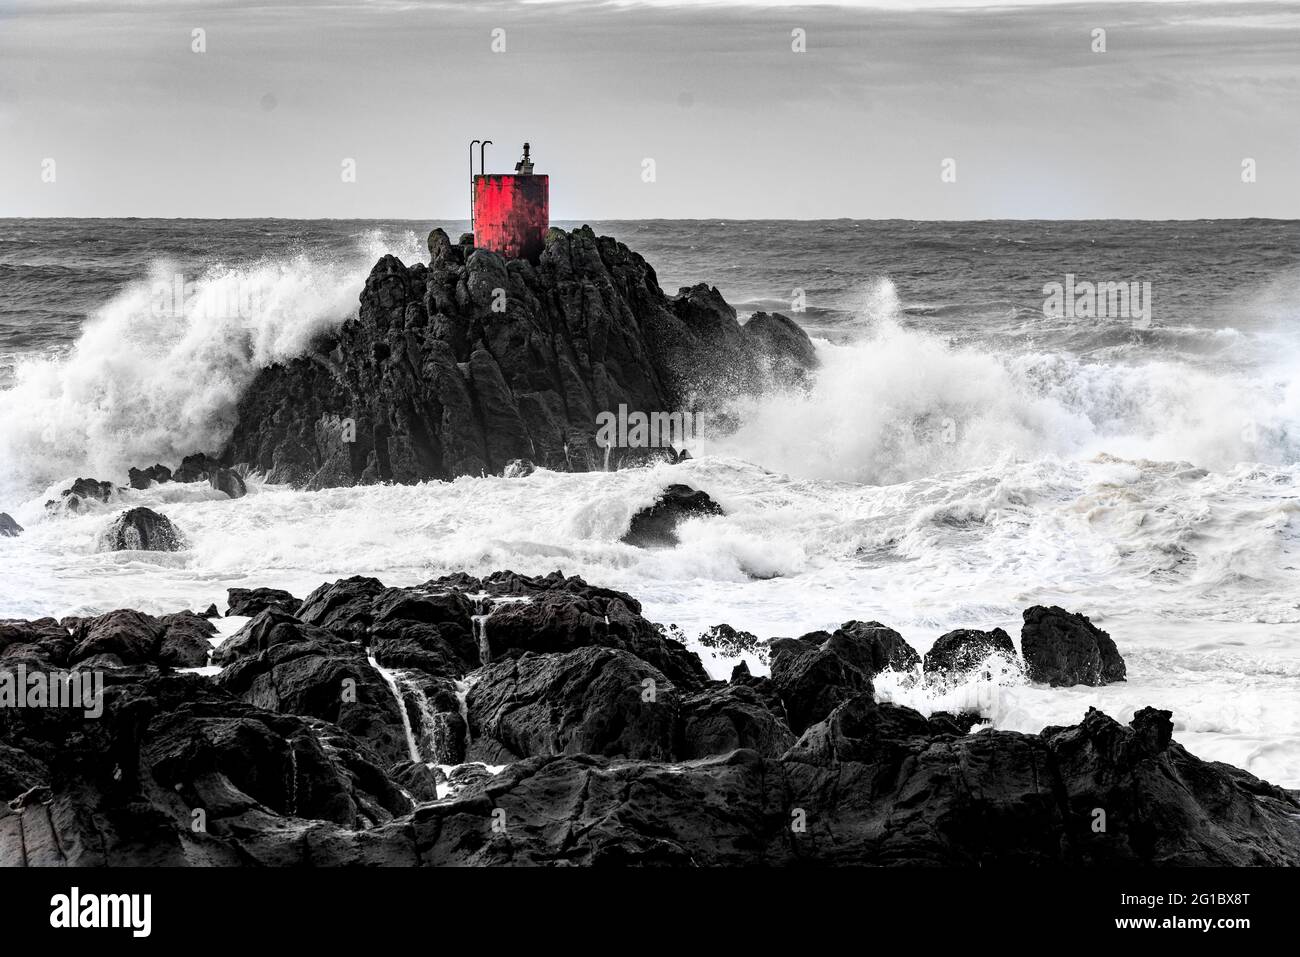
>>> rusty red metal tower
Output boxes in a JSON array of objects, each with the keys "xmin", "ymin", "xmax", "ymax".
[{"xmin": 471, "ymin": 142, "xmax": 549, "ymax": 261}]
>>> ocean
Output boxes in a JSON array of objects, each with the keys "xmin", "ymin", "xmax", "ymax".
[{"xmin": 1, "ymin": 218, "xmax": 1297, "ymax": 788}]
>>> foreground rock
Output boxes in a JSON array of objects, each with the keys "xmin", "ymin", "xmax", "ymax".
[
  {"xmin": 99, "ymin": 507, "xmax": 186, "ymax": 552},
  {"xmin": 0, "ymin": 513, "xmax": 21, "ymax": 537},
  {"xmin": 223, "ymin": 227, "xmax": 818, "ymax": 487},
  {"xmin": 1021, "ymin": 606, "xmax": 1126, "ymax": 686},
  {"xmin": 1, "ymin": 574, "xmax": 1295, "ymax": 867}
]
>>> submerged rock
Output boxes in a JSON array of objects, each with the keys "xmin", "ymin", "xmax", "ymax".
[
  {"xmin": 621, "ymin": 484, "xmax": 724, "ymax": 548},
  {"xmin": 0, "ymin": 513, "xmax": 22, "ymax": 537},
  {"xmin": 1021, "ymin": 606, "xmax": 1125, "ymax": 687},
  {"xmin": 99, "ymin": 507, "xmax": 186, "ymax": 552}
]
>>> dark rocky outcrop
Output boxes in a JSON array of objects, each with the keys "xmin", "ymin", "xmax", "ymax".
[
  {"xmin": 698, "ymin": 623, "xmax": 766, "ymax": 663},
  {"xmin": 923, "ymin": 627, "xmax": 1017, "ymax": 678},
  {"xmin": 467, "ymin": 646, "xmax": 680, "ymax": 763},
  {"xmin": 0, "ymin": 513, "xmax": 21, "ymax": 537},
  {"xmin": 226, "ymin": 586, "xmax": 301, "ymax": 618},
  {"xmin": 1021, "ymin": 606, "xmax": 1126, "ymax": 687},
  {"xmin": 44, "ymin": 477, "xmax": 116, "ymax": 514},
  {"xmin": 63, "ymin": 608, "xmax": 213, "ymax": 669},
  {"xmin": 834, "ymin": 620, "xmax": 921, "ymax": 674},
  {"xmin": 768, "ymin": 622, "xmax": 915, "ymax": 734},
  {"xmin": 2, "ymin": 574, "xmax": 1295, "ymax": 868},
  {"xmin": 621, "ymin": 484, "xmax": 724, "ymax": 548},
  {"xmin": 212, "ymin": 609, "xmax": 413, "ymax": 767},
  {"xmin": 223, "ymin": 227, "xmax": 817, "ymax": 487},
  {"xmin": 127, "ymin": 463, "xmax": 173, "ymax": 489},
  {"xmin": 99, "ymin": 507, "xmax": 186, "ymax": 551}
]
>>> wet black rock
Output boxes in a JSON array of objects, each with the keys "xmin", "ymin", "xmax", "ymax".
[
  {"xmin": 679, "ymin": 676, "xmax": 794, "ymax": 759},
  {"xmin": 923, "ymin": 627, "xmax": 1018, "ymax": 677},
  {"xmin": 0, "ymin": 579, "xmax": 1297, "ymax": 867},
  {"xmin": 45, "ymin": 477, "xmax": 116, "ymax": 514},
  {"xmin": 223, "ymin": 227, "xmax": 817, "ymax": 487},
  {"xmin": 475, "ymin": 572, "xmax": 709, "ymax": 689},
  {"xmin": 209, "ymin": 468, "xmax": 247, "ymax": 499},
  {"xmin": 769, "ymin": 625, "xmax": 890, "ymax": 734},
  {"xmin": 1021, "ymin": 606, "xmax": 1126, "ymax": 687},
  {"xmin": 99, "ymin": 507, "xmax": 186, "ymax": 551},
  {"xmin": 59, "ymin": 608, "xmax": 213, "ymax": 670},
  {"xmin": 226, "ymin": 586, "xmax": 301, "ymax": 618},
  {"xmin": 698, "ymin": 623, "xmax": 765, "ymax": 662},
  {"xmin": 128, "ymin": 464, "xmax": 173, "ymax": 489},
  {"xmin": 833, "ymin": 620, "xmax": 921, "ymax": 673},
  {"xmin": 621, "ymin": 484, "xmax": 724, "ymax": 548},
  {"xmin": 172, "ymin": 452, "xmax": 222, "ymax": 484},
  {"xmin": 0, "ymin": 513, "xmax": 21, "ymax": 537},
  {"xmin": 213, "ymin": 609, "xmax": 413, "ymax": 767},
  {"xmin": 467, "ymin": 646, "xmax": 680, "ymax": 763}
]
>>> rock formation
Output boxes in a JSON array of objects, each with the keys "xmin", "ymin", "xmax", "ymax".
[
  {"xmin": 222, "ymin": 227, "xmax": 817, "ymax": 488},
  {"xmin": 0, "ymin": 574, "xmax": 1294, "ymax": 866},
  {"xmin": 1021, "ymin": 605, "xmax": 1126, "ymax": 686},
  {"xmin": 98, "ymin": 507, "xmax": 186, "ymax": 552}
]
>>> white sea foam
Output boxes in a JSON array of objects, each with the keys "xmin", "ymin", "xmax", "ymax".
[{"xmin": 0, "ymin": 229, "xmax": 427, "ymax": 502}]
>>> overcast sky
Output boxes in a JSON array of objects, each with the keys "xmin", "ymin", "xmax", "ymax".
[{"xmin": 1, "ymin": 0, "xmax": 1297, "ymax": 219}]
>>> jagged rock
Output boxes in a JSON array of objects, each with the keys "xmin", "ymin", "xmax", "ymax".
[
  {"xmin": 99, "ymin": 507, "xmax": 185, "ymax": 551},
  {"xmin": 60, "ymin": 608, "xmax": 211, "ymax": 669},
  {"xmin": 127, "ymin": 464, "xmax": 173, "ymax": 489},
  {"xmin": 680, "ymin": 677, "xmax": 794, "ymax": 758},
  {"xmin": 0, "ymin": 513, "xmax": 21, "ymax": 537},
  {"xmin": 69, "ymin": 609, "xmax": 162, "ymax": 666},
  {"xmin": 769, "ymin": 627, "xmax": 882, "ymax": 734},
  {"xmin": 621, "ymin": 484, "xmax": 724, "ymax": 548},
  {"xmin": 1, "ymin": 577, "xmax": 1298, "ymax": 867},
  {"xmin": 213, "ymin": 609, "xmax": 413, "ymax": 766},
  {"xmin": 296, "ymin": 576, "xmax": 387, "ymax": 642},
  {"xmin": 923, "ymin": 627, "xmax": 1017, "ymax": 677},
  {"xmin": 45, "ymin": 477, "xmax": 116, "ymax": 514},
  {"xmin": 1021, "ymin": 606, "xmax": 1126, "ymax": 687},
  {"xmin": 209, "ymin": 467, "xmax": 247, "ymax": 499},
  {"xmin": 223, "ymin": 228, "xmax": 817, "ymax": 487},
  {"xmin": 226, "ymin": 587, "xmax": 301, "ymax": 618},
  {"xmin": 833, "ymin": 620, "xmax": 921, "ymax": 673},
  {"xmin": 202, "ymin": 604, "xmax": 220, "ymax": 619},
  {"xmin": 699, "ymin": 623, "xmax": 765, "ymax": 662},
  {"xmin": 0, "ymin": 618, "xmax": 70, "ymax": 666},
  {"xmin": 156, "ymin": 612, "xmax": 216, "ymax": 668},
  {"xmin": 476, "ymin": 574, "xmax": 709, "ymax": 689},
  {"xmin": 173, "ymin": 452, "xmax": 221, "ymax": 484},
  {"xmin": 743, "ymin": 311, "xmax": 819, "ymax": 386},
  {"xmin": 467, "ymin": 646, "xmax": 680, "ymax": 763}
]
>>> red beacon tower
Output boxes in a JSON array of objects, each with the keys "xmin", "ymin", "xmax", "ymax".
[{"xmin": 471, "ymin": 142, "xmax": 549, "ymax": 261}]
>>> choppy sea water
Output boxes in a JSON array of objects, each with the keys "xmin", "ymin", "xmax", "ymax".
[{"xmin": 1, "ymin": 218, "xmax": 1297, "ymax": 786}]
